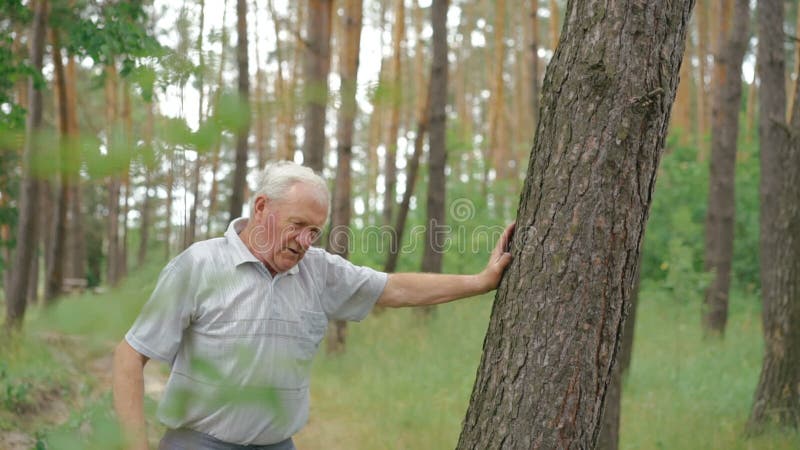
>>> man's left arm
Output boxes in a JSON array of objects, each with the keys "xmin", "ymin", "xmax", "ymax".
[{"xmin": 377, "ymin": 223, "xmax": 515, "ymax": 308}]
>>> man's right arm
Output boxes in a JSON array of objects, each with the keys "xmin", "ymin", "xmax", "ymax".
[{"xmin": 112, "ymin": 340, "xmax": 151, "ymax": 450}]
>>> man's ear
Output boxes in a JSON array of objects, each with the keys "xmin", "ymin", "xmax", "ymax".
[{"xmin": 253, "ymin": 195, "xmax": 269, "ymax": 216}]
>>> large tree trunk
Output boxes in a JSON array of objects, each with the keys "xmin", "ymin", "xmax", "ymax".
[
  {"xmin": 420, "ymin": 0, "xmax": 448, "ymax": 279},
  {"xmin": 702, "ymin": 0, "xmax": 749, "ymax": 336},
  {"xmin": 45, "ymin": 29, "xmax": 69, "ymax": 302},
  {"xmin": 228, "ymin": 0, "xmax": 250, "ymax": 221},
  {"xmin": 746, "ymin": 0, "xmax": 800, "ymax": 432},
  {"xmin": 5, "ymin": 0, "xmax": 47, "ymax": 331},
  {"xmin": 302, "ymin": 0, "xmax": 333, "ymax": 172},
  {"xmin": 456, "ymin": 1, "xmax": 694, "ymax": 447},
  {"xmin": 325, "ymin": 0, "xmax": 363, "ymax": 355}
]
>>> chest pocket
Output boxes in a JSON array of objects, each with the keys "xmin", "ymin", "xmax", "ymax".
[{"xmin": 295, "ymin": 309, "xmax": 328, "ymax": 359}]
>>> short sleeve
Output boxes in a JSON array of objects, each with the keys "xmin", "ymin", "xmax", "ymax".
[
  {"xmin": 125, "ymin": 256, "xmax": 195, "ymax": 364},
  {"xmin": 320, "ymin": 252, "xmax": 388, "ymax": 322}
]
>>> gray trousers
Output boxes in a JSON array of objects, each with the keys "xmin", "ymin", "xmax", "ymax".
[{"xmin": 158, "ymin": 428, "xmax": 296, "ymax": 450}]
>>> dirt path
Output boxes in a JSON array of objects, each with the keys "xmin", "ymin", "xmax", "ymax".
[{"xmin": 0, "ymin": 332, "xmax": 169, "ymax": 450}]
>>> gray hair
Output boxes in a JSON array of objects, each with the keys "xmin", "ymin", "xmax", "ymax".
[{"xmin": 249, "ymin": 161, "xmax": 330, "ymax": 215}]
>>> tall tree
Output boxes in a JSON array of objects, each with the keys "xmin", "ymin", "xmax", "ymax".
[
  {"xmin": 65, "ymin": 54, "xmax": 85, "ymax": 281},
  {"xmin": 385, "ymin": 0, "xmax": 430, "ymax": 274},
  {"xmin": 228, "ymin": 0, "xmax": 250, "ymax": 221},
  {"xmin": 5, "ymin": 0, "xmax": 47, "ymax": 330},
  {"xmin": 747, "ymin": 0, "xmax": 800, "ymax": 432},
  {"xmin": 696, "ymin": 0, "xmax": 711, "ymax": 157},
  {"xmin": 187, "ymin": 0, "xmax": 206, "ymax": 248},
  {"xmin": 138, "ymin": 100, "xmax": 155, "ymax": 267},
  {"xmin": 326, "ymin": 0, "xmax": 363, "ymax": 354},
  {"xmin": 45, "ymin": 28, "xmax": 69, "ymax": 302},
  {"xmin": 488, "ymin": 0, "xmax": 509, "ymax": 180},
  {"xmin": 206, "ymin": 0, "xmax": 229, "ymax": 238},
  {"xmin": 702, "ymin": 0, "xmax": 750, "ymax": 336},
  {"xmin": 529, "ymin": 0, "xmax": 541, "ymax": 128},
  {"xmin": 382, "ymin": 0, "xmax": 405, "ymax": 226},
  {"xmin": 420, "ymin": 0, "xmax": 448, "ymax": 278},
  {"xmin": 302, "ymin": 0, "xmax": 333, "ymax": 172},
  {"xmin": 105, "ymin": 61, "xmax": 122, "ymax": 286},
  {"xmin": 456, "ymin": 0, "xmax": 695, "ymax": 447}
]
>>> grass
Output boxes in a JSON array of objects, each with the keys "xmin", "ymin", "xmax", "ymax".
[{"xmin": 2, "ymin": 257, "xmax": 800, "ymax": 449}]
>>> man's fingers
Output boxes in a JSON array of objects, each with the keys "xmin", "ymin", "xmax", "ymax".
[{"xmin": 498, "ymin": 222, "xmax": 516, "ymax": 253}]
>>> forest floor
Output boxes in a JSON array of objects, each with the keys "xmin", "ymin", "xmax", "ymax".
[{"xmin": 3, "ymin": 270, "xmax": 800, "ymax": 449}]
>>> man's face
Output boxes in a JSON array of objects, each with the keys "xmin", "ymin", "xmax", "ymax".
[{"xmin": 248, "ymin": 183, "xmax": 328, "ymax": 274}]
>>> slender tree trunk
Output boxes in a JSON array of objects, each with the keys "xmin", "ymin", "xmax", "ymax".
[
  {"xmin": 489, "ymin": 0, "xmax": 508, "ymax": 180},
  {"xmin": 420, "ymin": 0, "xmax": 448, "ymax": 281},
  {"xmin": 672, "ymin": 31, "xmax": 694, "ymax": 141},
  {"xmin": 696, "ymin": 0, "xmax": 710, "ymax": 159},
  {"xmin": 65, "ymin": 55, "xmax": 84, "ymax": 280},
  {"xmin": 457, "ymin": 0, "xmax": 695, "ymax": 447},
  {"xmin": 530, "ymin": 0, "xmax": 540, "ymax": 129},
  {"xmin": 252, "ymin": 0, "xmax": 269, "ymax": 167},
  {"xmin": 302, "ymin": 0, "xmax": 333, "ymax": 172},
  {"xmin": 206, "ymin": 0, "xmax": 228, "ymax": 238},
  {"xmin": 5, "ymin": 0, "xmax": 47, "ymax": 331},
  {"xmin": 45, "ymin": 29, "xmax": 69, "ymax": 302},
  {"xmin": 548, "ymin": 0, "xmax": 560, "ymax": 50},
  {"xmin": 229, "ymin": 0, "xmax": 250, "ymax": 221},
  {"xmin": 165, "ymin": 146, "xmax": 174, "ymax": 259},
  {"xmin": 137, "ymin": 103, "xmax": 154, "ymax": 267},
  {"xmin": 267, "ymin": 0, "xmax": 291, "ymax": 161},
  {"xmin": 105, "ymin": 62, "xmax": 121, "ymax": 287},
  {"xmin": 382, "ymin": 0, "xmax": 405, "ymax": 226},
  {"xmin": 187, "ymin": 0, "xmax": 206, "ymax": 247},
  {"xmin": 386, "ymin": 95, "xmax": 430, "ymax": 274},
  {"xmin": 746, "ymin": 0, "xmax": 800, "ymax": 432},
  {"xmin": 325, "ymin": 0, "xmax": 363, "ymax": 355},
  {"xmin": 119, "ymin": 82, "xmax": 132, "ymax": 280},
  {"xmin": 702, "ymin": 0, "xmax": 749, "ymax": 336}
]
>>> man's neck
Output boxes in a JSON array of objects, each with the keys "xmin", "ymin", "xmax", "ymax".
[{"xmin": 237, "ymin": 223, "xmax": 279, "ymax": 276}]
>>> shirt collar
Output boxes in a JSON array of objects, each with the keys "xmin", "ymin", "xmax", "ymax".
[{"xmin": 224, "ymin": 218, "xmax": 300, "ymax": 275}]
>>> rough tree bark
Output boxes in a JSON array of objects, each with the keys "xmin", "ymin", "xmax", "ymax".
[
  {"xmin": 420, "ymin": 0, "xmax": 448, "ymax": 279},
  {"xmin": 302, "ymin": 0, "xmax": 333, "ymax": 172},
  {"xmin": 228, "ymin": 0, "xmax": 250, "ymax": 221},
  {"xmin": 326, "ymin": 0, "xmax": 363, "ymax": 355},
  {"xmin": 746, "ymin": 0, "xmax": 800, "ymax": 432},
  {"xmin": 456, "ymin": 1, "xmax": 695, "ymax": 448},
  {"xmin": 702, "ymin": 0, "xmax": 750, "ymax": 336},
  {"xmin": 5, "ymin": 0, "xmax": 47, "ymax": 330},
  {"xmin": 596, "ymin": 271, "xmax": 640, "ymax": 450}
]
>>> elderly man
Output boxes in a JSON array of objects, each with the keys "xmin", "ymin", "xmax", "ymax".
[{"xmin": 112, "ymin": 161, "xmax": 514, "ymax": 450}]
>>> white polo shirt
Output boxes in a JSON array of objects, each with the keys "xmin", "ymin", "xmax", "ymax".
[{"xmin": 125, "ymin": 218, "xmax": 388, "ymax": 445}]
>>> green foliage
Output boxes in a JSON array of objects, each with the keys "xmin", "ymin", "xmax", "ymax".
[{"xmin": 641, "ymin": 133, "xmax": 761, "ymax": 292}]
